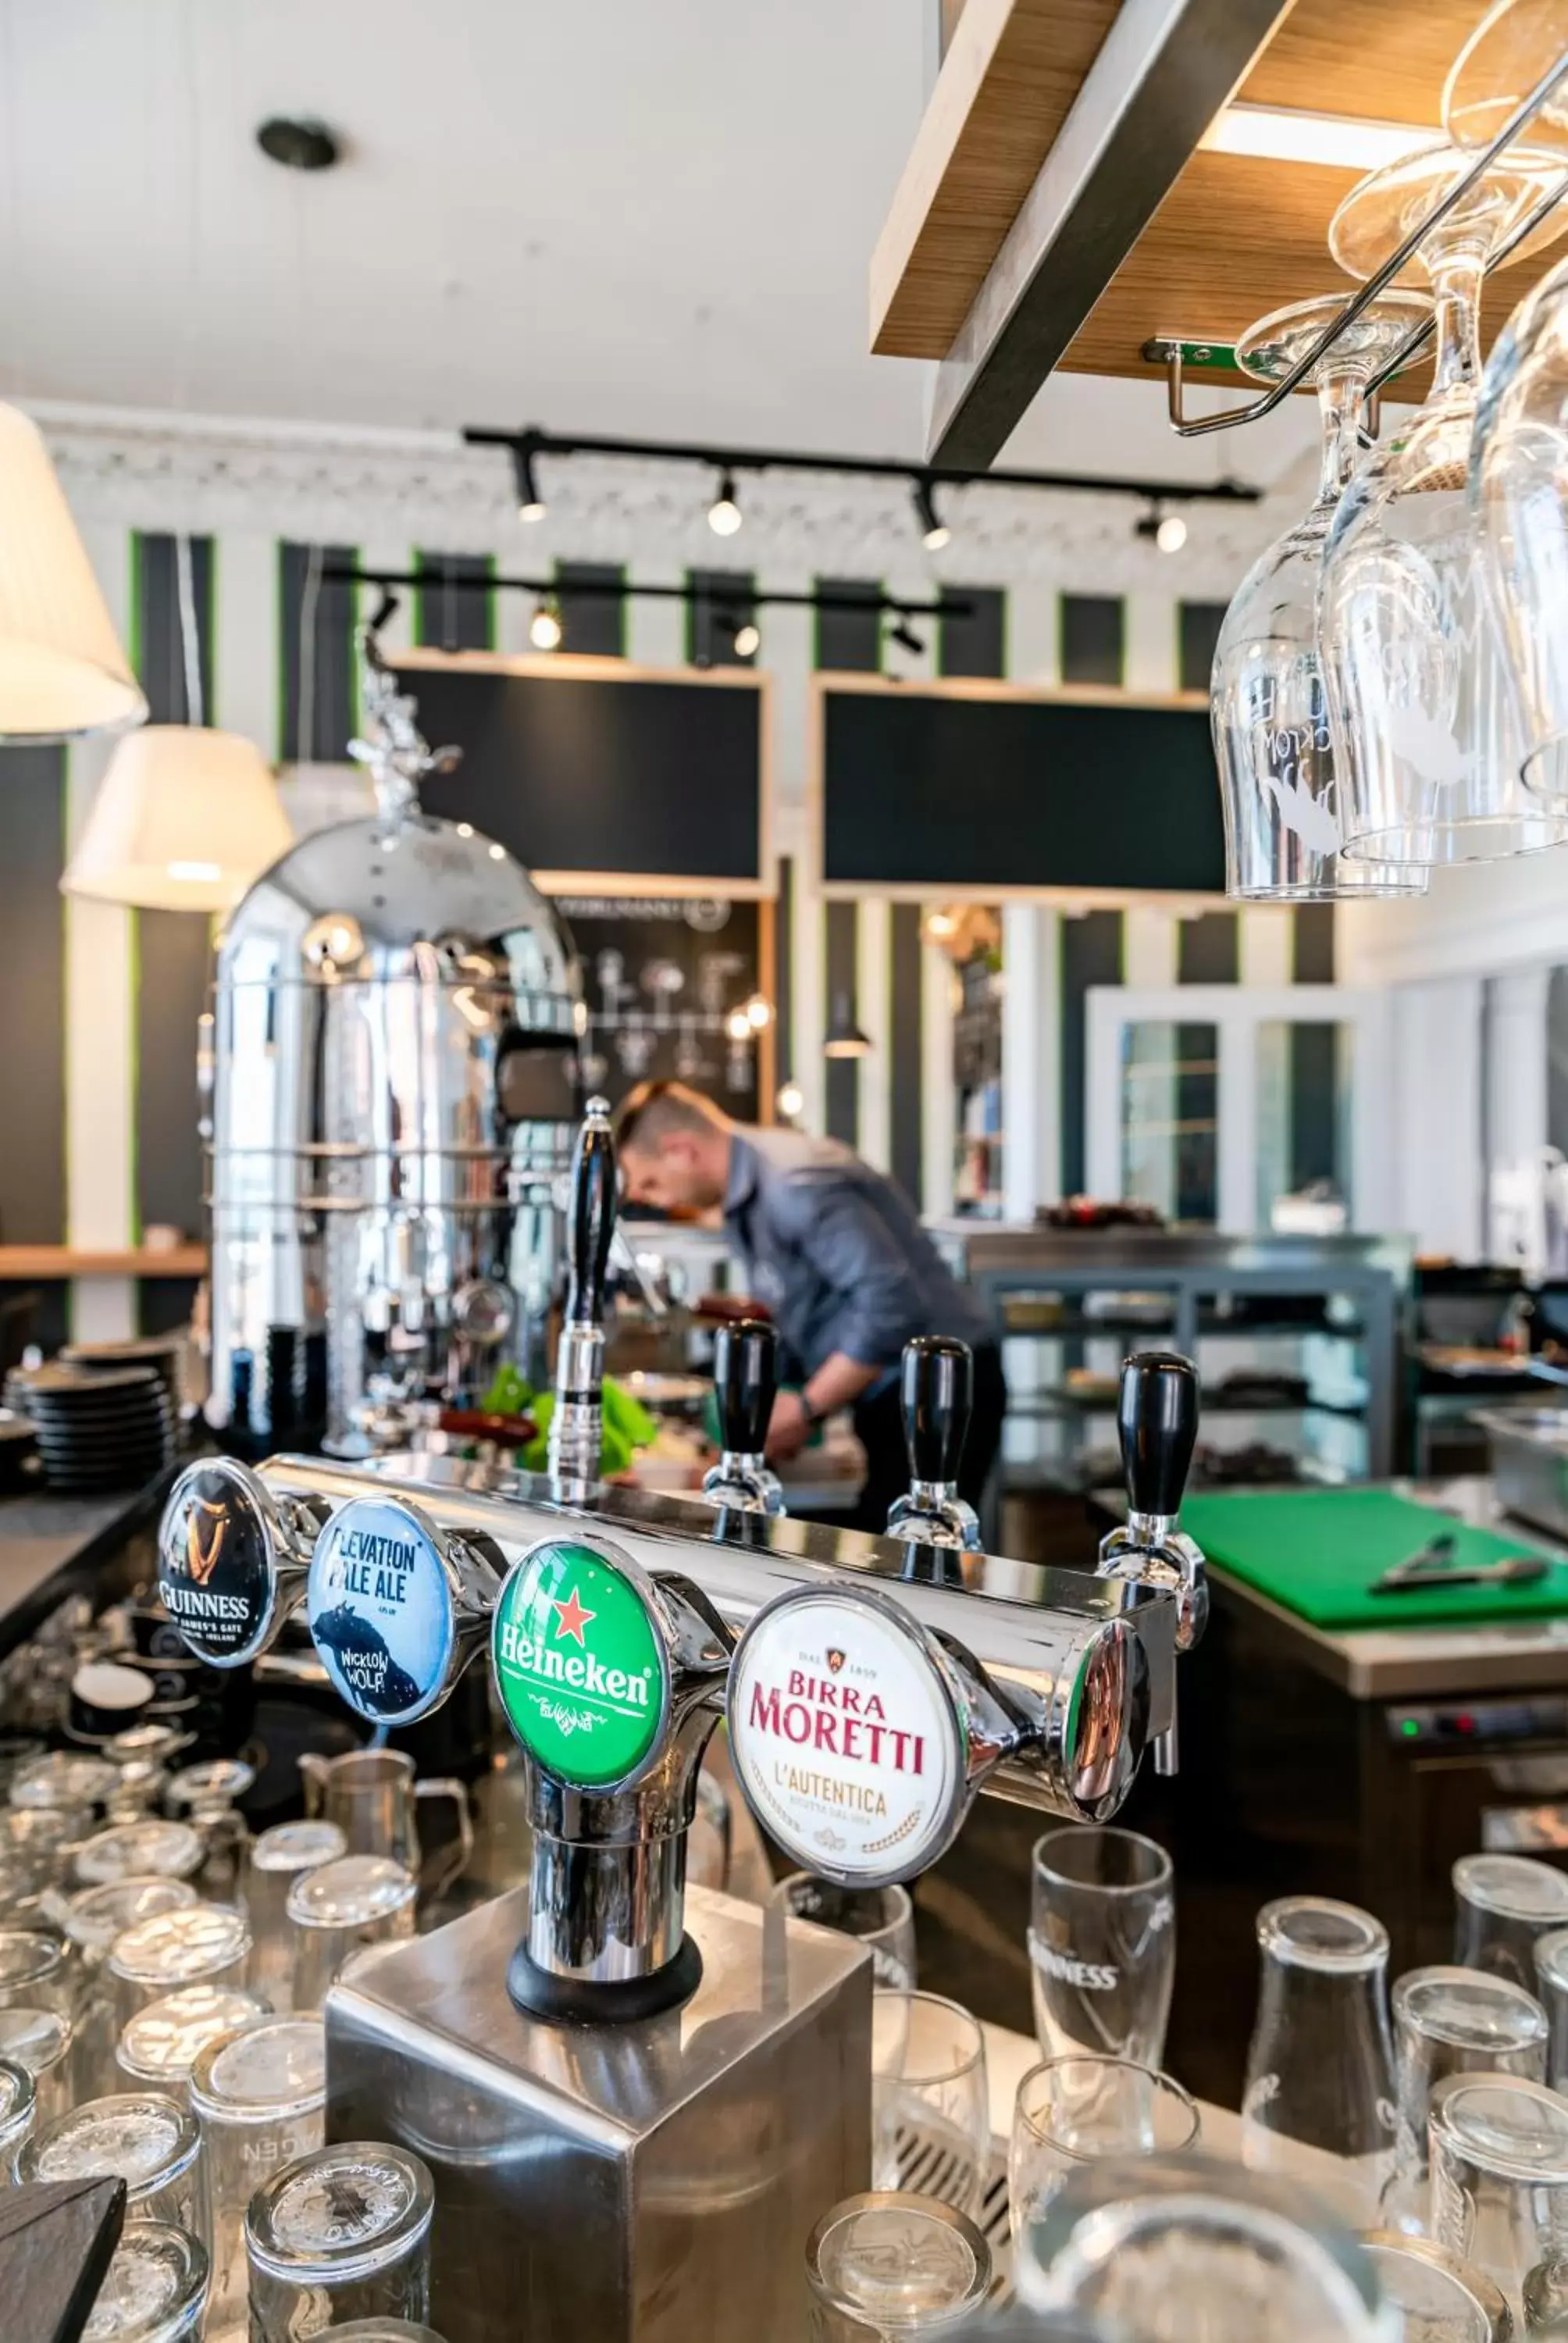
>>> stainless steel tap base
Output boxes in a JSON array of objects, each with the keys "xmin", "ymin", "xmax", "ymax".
[
  {"xmin": 526, "ymin": 1827, "xmax": 689, "ymax": 1988},
  {"xmin": 323, "ymin": 1881, "xmax": 873, "ymax": 2343}
]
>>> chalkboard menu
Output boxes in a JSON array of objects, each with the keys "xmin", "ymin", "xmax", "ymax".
[
  {"xmin": 396, "ymin": 653, "xmax": 767, "ymax": 890},
  {"xmin": 818, "ymin": 681, "xmax": 1225, "ymax": 895},
  {"xmin": 554, "ymin": 893, "xmax": 768, "ymax": 1120}
]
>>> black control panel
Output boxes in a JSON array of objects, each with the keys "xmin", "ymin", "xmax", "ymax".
[{"xmin": 1387, "ymin": 1697, "xmax": 1568, "ymax": 1748}]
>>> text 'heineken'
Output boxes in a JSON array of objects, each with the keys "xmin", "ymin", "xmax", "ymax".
[
  {"xmin": 728, "ymin": 1588, "xmax": 963, "ymax": 1886},
  {"xmin": 491, "ymin": 1540, "xmax": 668, "ymax": 1790}
]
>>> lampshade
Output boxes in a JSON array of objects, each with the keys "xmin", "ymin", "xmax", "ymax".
[
  {"xmin": 62, "ymin": 726, "xmax": 294, "ymax": 910},
  {"xmin": 823, "ymin": 990, "xmax": 872, "ymax": 1059},
  {"xmin": 0, "ymin": 404, "xmax": 146, "ymax": 740}
]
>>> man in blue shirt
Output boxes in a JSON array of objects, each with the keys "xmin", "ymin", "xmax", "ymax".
[{"xmin": 616, "ymin": 1081, "xmax": 1004, "ymax": 1533}]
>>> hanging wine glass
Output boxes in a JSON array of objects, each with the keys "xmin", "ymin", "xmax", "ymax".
[
  {"xmin": 1455, "ymin": 7, "xmax": 1568, "ymax": 811},
  {"xmin": 1212, "ymin": 291, "xmax": 1434, "ymax": 900},
  {"xmin": 1318, "ymin": 137, "xmax": 1568, "ymax": 864},
  {"xmin": 1444, "ymin": 0, "xmax": 1568, "ymax": 155}
]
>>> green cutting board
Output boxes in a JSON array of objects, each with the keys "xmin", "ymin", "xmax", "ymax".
[{"xmin": 1178, "ymin": 1490, "xmax": 1568, "ymax": 1628}]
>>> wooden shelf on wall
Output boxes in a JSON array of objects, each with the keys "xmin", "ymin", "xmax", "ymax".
[
  {"xmin": 874, "ymin": 0, "xmax": 1566, "ymax": 460},
  {"xmin": 0, "ymin": 1247, "xmax": 207, "ymax": 1279}
]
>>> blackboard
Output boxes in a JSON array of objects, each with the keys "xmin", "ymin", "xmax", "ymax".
[
  {"xmin": 819, "ymin": 684, "xmax": 1225, "ymax": 894},
  {"xmin": 396, "ymin": 654, "xmax": 767, "ymax": 888},
  {"xmin": 554, "ymin": 893, "xmax": 766, "ymax": 1121}
]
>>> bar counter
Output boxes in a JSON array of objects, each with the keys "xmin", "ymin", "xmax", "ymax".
[{"xmin": 0, "ymin": 1475, "xmax": 166, "ymax": 1662}]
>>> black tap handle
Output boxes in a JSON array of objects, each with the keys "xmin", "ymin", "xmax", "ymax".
[
  {"xmin": 565, "ymin": 1097, "xmax": 617, "ymax": 1328},
  {"xmin": 1117, "ymin": 1350, "xmax": 1199, "ymax": 1520},
  {"xmin": 901, "ymin": 1336, "xmax": 973, "ymax": 1487},
  {"xmin": 713, "ymin": 1318, "xmax": 778, "ymax": 1456}
]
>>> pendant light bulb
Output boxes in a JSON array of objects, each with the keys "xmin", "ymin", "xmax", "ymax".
[
  {"xmin": 530, "ymin": 597, "xmax": 563, "ymax": 651},
  {"xmin": 777, "ymin": 1079, "xmax": 805, "ymax": 1121},
  {"xmin": 708, "ymin": 473, "xmax": 743, "ymax": 537},
  {"xmin": 913, "ymin": 476, "xmax": 951, "ymax": 551}
]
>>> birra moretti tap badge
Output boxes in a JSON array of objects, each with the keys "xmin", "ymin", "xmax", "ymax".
[
  {"xmin": 306, "ymin": 1498, "xmax": 454, "ymax": 1726},
  {"xmin": 492, "ymin": 1542, "xmax": 667, "ymax": 1791},
  {"xmin": 159, "ymin": 1464, "xmax": 276, "ymax": 1664},
  {"xmin": 728, "ymin": 1589, "xmax": 964, "ymax": 1884}
]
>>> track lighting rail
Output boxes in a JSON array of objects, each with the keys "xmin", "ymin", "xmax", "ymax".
[
  {"xmin": 460, "ymin": 423, "xmax": 1262, "ymax": 512},
  {"xmin": 1143, "ymin": 51, "xmax": 1568, "ymax": 438}
]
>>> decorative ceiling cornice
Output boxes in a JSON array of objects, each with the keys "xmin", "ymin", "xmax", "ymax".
[{"xmin": 27, "ymin": 398, "xmax": 1281, "ymax": 597}]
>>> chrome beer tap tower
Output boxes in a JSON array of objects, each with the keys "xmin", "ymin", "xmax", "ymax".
[
  {"xmin": 698, "ymin": 1318, "xmax": 785, "ymax": 1517},
  {"xmin": 1096, "ymin": 1350, "xmax": 1208, "ymax": 1777},
  {"xmin": 155, "ymin": 1102, "xmax": 1202, "ymax": 2343},
  {"xmin": 885, "ymin": 1334, "xmax": 984, "ymax": 1553}
]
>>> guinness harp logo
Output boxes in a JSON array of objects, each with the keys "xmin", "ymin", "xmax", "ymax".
[
  {"xmin": 185, "ymin": 1500, "xmax": 226, "ymax": 1587},
  {"xmin": 826, "ymin": 1648, "xmax": 846, "ymax": 1674}
]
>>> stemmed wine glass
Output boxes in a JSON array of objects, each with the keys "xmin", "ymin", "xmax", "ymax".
[
  {"xmin": 1453, "ymin": 6, "xmax": 1568, "ymax": 811},
  {"xmin": 1443, "ymin": 0, "xmax": 1568, "ymax": 154},
  {"xmin": 1211, "ymin": 291, "xmax": 1434, "ymax": 900},
  {"xmin": 1318, "ymin": 137, "xmax": 1568, "ymax": 865}
]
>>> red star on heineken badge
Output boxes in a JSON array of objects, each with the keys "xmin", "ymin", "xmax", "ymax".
[{"xmin": 550, "ymin": 1587, "xmax": 595, "ymax": 1645}]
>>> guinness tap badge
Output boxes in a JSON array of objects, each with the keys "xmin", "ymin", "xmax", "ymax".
[
  {"xmin": 157, "ymin": 1460, "xmax": 280, "ymax": 1666},
  {"xmin": 727, "ymin": 1586, "xmax": 966, "ymax": 1888}
]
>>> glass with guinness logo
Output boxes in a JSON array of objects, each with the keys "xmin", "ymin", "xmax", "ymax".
[
  {"xmin": 287, "ymin": 1856, "xmax": 417, "ymax": 2012},
  {"xmin": 871, "ymin": 1992, "xmax": 989, "ymax": 2219},
  {"xmin": 1029, "ymin": 1827, "xmax": 1175, "ymax": 2068}
]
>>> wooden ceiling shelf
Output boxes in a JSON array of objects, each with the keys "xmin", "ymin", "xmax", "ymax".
[{"xmin": 874, "ymin": 0, "xmax": 1568, "ymax": 465}]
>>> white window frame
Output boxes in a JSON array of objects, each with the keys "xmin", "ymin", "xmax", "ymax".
[{"xmin": 1085, "ymin": 983, "xmax": 1395, "ymax": 1235}]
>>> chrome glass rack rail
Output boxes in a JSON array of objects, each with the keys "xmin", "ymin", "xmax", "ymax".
[{"xmin": 1143, "ymin": 49, "xmax": 1568, "ymax": 438}]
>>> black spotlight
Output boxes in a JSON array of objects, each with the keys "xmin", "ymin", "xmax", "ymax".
[{"xmin": 256, "ymin": 118, "xmax": 342, "ymax": 173}]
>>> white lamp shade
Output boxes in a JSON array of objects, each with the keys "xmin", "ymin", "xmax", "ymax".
[
  {"xmin": 62, "ymin": 726, "xmax": 294, "ymax": 911},
  {"xmin": 0, "ymin": 404, "xmax": 146, "ymax": 740}
]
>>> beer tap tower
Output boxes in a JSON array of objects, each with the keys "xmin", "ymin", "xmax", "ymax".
[
  {"xmin": 153, "ymin": 1104, "xmax": 1199, "ymax": 2343},
  {"xmin": 1096, "ymin": 1350, "xmax": 1207, "ymax": 1775},
  {"xmin": 698, "ymin": 1318, "xmax": 785, "ymax": 1517},
  {"xmin": 885, "ymin": 1335, "xmax": 983, "ymax": 1553},
  {"xmin": 547, "ymin": 1093, "xmax": 617, "ymax": 1500}
]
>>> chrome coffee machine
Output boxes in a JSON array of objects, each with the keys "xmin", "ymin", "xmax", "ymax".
[
  {"xmin": 156, "ymin": 1109, "xmax": 1203, "ymax": 2343},
  {"xmin": 205, "ymin": 626, "xmax": 581, "ymax": 1455}
]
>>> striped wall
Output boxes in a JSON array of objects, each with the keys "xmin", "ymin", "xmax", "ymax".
[{"xmin": 1, "ymin": 526, "xmax": 1335, "ymax": 1353}]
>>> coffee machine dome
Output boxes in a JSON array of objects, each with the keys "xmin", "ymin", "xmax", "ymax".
[{"xmin": 205, "ymin": 625, "xmax": 581, "ymax": 1454}]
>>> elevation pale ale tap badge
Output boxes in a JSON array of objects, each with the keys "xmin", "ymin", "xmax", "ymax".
[
  {"xmin": 306, "ymin": 1496, "xmax": 455, "ymax": 1726},
  {"xmin": 727, "ymin": 1586, "xmax": 965, "ymax": 1886},
  {"xmin": 157, "ymin": 1461, "xmax": 277, "ymax": 1664},
  {"xmin": 492, "ymin": 1539, "xmax": 668, "ymax": 1790}
]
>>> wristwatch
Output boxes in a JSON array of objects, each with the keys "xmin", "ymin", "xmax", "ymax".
[{"xmin": 801, "ymin": 1393, "xmax": 826, "ymax": 1429}]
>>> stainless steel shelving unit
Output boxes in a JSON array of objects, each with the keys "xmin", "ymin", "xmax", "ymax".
[{"xmin": 938, "ymin": 1225, "xmax": 1411, "ymax": 1484}]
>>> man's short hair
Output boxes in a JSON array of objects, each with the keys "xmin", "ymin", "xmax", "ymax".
[{"xmin": 615, "ymin": 1079, "xmax": 722, "ymax": 1154}]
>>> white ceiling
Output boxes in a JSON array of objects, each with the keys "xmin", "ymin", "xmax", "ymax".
[{"xmin": 1, "ymin": 0, "xmax": 1318, "ymax": 502}]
